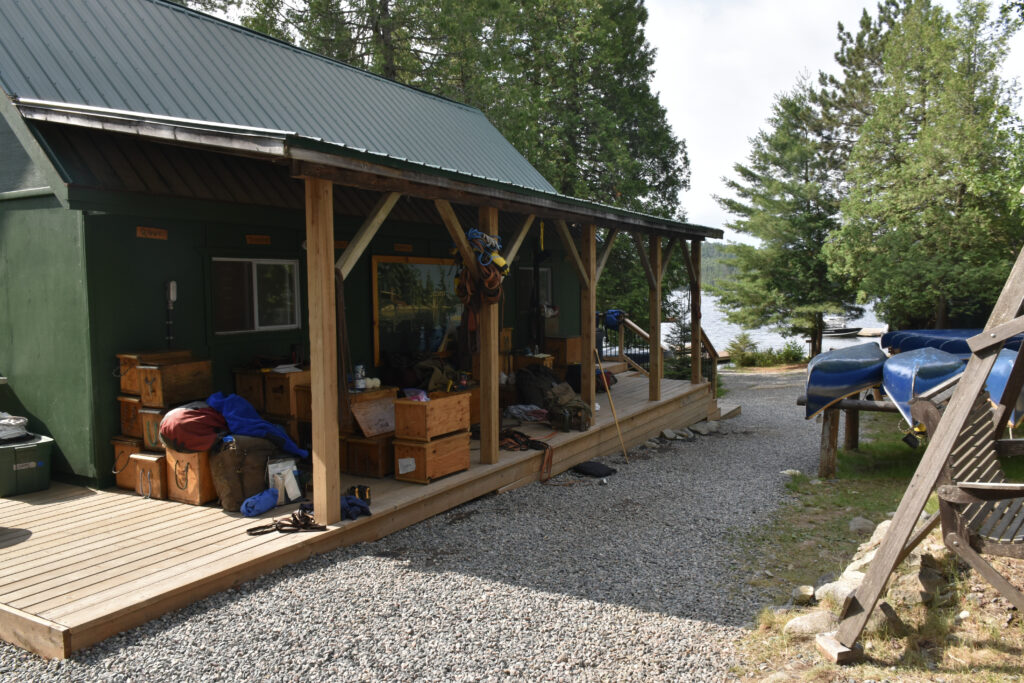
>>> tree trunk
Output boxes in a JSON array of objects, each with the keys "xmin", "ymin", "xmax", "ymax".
[{"xmin": 935, "ymin": 296, "xmax": 948, "ymax": 328}]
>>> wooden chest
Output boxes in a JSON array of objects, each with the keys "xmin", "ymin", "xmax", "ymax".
[
  {"xmin": 544, "ymin": 336, "xmax": 582, "ymax": 367},
  {"xmin": 164, "ymin": 448, "xmax": 217, "ymax": 505},
  {"xmin": 429, "ymin": 387, "xmax": 480, "ymax": 426},
  {"xmin": 342, "ymin": 433, "xmax": 395, "ymax": 478},
  {"xmin": 117, "ymin": 395, "xmax": 142, "ymax": 438},
  {"xmin": 233, "ymin": 368, "xmax": 266, "ymax": 412},
  {"xmin": 110, "ymin": 435, "xmax": 143, "ymax": 490},
  {"xmin": 263, "ymin": 369, "xmax": 311, "ymax": 417},
  {"xmin": 395, "ymin": 393, "xmax": 470, "ymax": 441},
  {"xmin": 394, "ymin": 431, "xmax": 470, "ymax": 484},
  {"xmin": 138, "ymin": 360, "xmax": 213, "ymax": 408},
  {"xmin": 138, "ymin": 407, "xmax": 167, "ymax": 451},
  {"xmin": 131, "ymin": 452, "xmax": 168, "ymax": 499},
  {"xmin": 513, "ymin": 354, "xmax": 554, "ymax": 372},
  {"xmin": 117, "ymin": 350, "xmax": 192, "ymax": 395}
]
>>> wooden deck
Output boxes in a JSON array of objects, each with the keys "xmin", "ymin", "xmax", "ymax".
[{"xmin": 0, "ymin": 374, "xmax": 714, "ymax": 658}]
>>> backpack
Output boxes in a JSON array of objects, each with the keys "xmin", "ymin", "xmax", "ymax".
[
  {"xmin": 209, "ymin": 435, "xmax": 278, "ymax": 512},
  {"xmin": 544, "ymin": 382, "xmax": 592, "ymax": 432},
  {"xmin": 516, "ymin": 363, "xmax": 560, "ymax": 407}
]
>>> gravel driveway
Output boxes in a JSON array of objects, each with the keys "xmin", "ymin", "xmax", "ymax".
[{"xmin": 1, "ymin": 369, "xmax": 821, "ymax": 682}]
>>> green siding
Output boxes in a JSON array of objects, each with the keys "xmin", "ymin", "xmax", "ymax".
[
  {"xmin": 0, "ymin": 113, "xmax": 50, "ymax": 195},
  {"xmin": 0, "ymin": 203, "xmax": 94, "ymax": 481}
]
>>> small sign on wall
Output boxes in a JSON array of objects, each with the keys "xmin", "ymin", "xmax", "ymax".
[
  {"xmin": 335, "ymin": 240, "xmax": 350, "ymax": 250},
  {"xmin": 136, "ymin": 226, "xmax": 168, "ymax": 241},
  {"xmin": 393, "ymin": 243, "xmax": 413, "ymax": 253},
  {"xmin": 246, "ymin": 234, "xmax": 272, "ymax": 246}
]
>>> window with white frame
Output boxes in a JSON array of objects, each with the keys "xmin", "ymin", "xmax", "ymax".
[{"xmin": 212, "ymin": 258, "xmax": 300, "ymax": 334}]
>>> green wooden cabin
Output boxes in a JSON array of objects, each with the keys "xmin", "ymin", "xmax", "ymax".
[{"xmin": 0, "ymin": 0, "xmax": 720, "ymax": 490}]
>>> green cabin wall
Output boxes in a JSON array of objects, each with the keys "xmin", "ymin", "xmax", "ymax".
[
  {"xmin": 0, "ymin": 198, "xmax": 96, "ymax": 482},
  {"xmin": 2, "ymin": 187, "xmax": 582, "ymax": 487}
]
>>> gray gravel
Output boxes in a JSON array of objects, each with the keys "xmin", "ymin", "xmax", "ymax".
[{"xmin": 1, "ymin": 369, "xmax": 820, "ymax": 682}]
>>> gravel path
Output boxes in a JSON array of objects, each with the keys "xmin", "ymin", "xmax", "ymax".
[{"xmin": 1, "ymin": 369, "xmax": 821, "ymax": 682}]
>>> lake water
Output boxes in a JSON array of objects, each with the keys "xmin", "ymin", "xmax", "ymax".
[{"xmin": 664, "ymin": 293, "xmax": 888, "ymax": 355}]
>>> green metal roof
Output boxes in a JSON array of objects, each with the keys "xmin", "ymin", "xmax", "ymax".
[{"xmin": 0, "ymin": 0, "xmax": 555, "ymax": 193}]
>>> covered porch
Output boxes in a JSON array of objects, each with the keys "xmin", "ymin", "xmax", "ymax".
[{"xmin": 0, "ymin": 372, "xmax": 714, "ymax": 659}]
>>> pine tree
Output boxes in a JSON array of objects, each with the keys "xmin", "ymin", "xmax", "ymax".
[
  {"xmin": 827, "ymin": 0, "xmax": 1024, "ymax": 328},
  {"xmin": 713, "ymin": 80, "xmax": 860, "ymax": 356}
]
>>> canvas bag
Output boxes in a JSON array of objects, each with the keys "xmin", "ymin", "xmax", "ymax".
[{"xmin": 209, "ymin": 435, "xmax": 278, "ymax": 511}]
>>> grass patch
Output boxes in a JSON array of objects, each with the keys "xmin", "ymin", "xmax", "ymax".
[{"xmin": 731, "ymin": 411, "xmax": 1024, "ymax": 681}]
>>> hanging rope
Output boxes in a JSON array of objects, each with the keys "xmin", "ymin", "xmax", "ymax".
[{"xmin": 455, "ymin": 227, "xmax": 507, "ymax": 309}]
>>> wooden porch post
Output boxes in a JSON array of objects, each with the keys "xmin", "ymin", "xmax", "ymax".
[
  {"xmin": 304, "ymin": 178, "xmax": 341, "ymax": 525},
  {"xmin": 649, "ymin": 236, "xmax": 662, "ymax": 401},
  {"xmin": 580, "ymin": 224, "xmax": 597, "ymax": 410},
  {"xmin": 479, "ymin": 206, "xmax": 500, "ymax": 464},
  {"xmin": 690, "ymin": 239, "xmax": 702, "ymax": 385}
]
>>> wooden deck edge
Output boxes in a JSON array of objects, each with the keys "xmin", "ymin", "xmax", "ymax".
[
  {"xmin": 61, "ymin": 453, "xmax": 544, "ymax": 656},
  {"xmin": 0, "ymin": 601, "xmax": 70, "ymax": 659},
  {"xmin": 39, "ymin": 380, "xmax": 716, "ymax": 658}
]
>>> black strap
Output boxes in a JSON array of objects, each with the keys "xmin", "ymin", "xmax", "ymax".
[{"xmin": 246, "ymin": 509, "xmax": 326, "ymax": 536}]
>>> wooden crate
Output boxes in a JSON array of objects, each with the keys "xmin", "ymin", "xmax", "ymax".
[
  {"xmin": 117, "ymin": 395, "xmax": 142, "ymax": 438},
  {"xmin": 131, "ymin": 452, "xmax": 167, "ymax": 500},
  {"xmin": 295, "ymin": 385, "xmax": 398, "ymax": 426},
  {"xmin": 513, "ymin": 354, "xmax": 553, "ymax": 372},
  {"xmin": 138, "ymin": 360, "xmax": 213, "ymax": 408},
  {"xmin": 138, "ymin": 408, "xmax": 166, "ymax": 451},
  {"xmin": 394, "ymin": 431, "xmax": 470, "ymax": 484},
  {"xmin": 263, "ymin": 369, "xmax": 311, "ymax": 417},
  {"xmin": 342, "ymin": 433, "xmax": 394, "ymax": 478},
  {"xmin": 429, "ymin": 386, "xmax": 480, "ymax": 425},
  {"xmin": 164, "ymin": 447, "xmax": 217, "ymax": 505},
  {"xmin": 394, "ymin": 393, "xmax": 470, "ymax": 441},
  {"xmin": 116, "ymin": 350, "xmax": 192, "ymax": 395},
  {"xmin": 110, "ymin": 435, "xmax": 143, "ymax": 490},
  {"xmin": 233, "ymin": 368, "xmax": 266, "ymax": 412},
  {"xmin": 544, "ymin": 336, "xmax": 582, "ymax": 367}
]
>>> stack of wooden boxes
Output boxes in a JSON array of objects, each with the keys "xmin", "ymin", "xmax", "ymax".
[
  {"xmin": 112, "ymin": 351, "xmax": 215, "ymax": 504},
  {"xmin": 393, "ymin": 393, "xmax": 471, "ymax": 484},
  {"xmin": 340, "ymin": 387, "xmax": 400, "ymax": 478},
  {"xmin": 234, "ymin": 368, "xmax": 311, "ymax": 447}
]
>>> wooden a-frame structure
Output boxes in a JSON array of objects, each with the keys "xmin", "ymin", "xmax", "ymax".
[{"xmin": 819, "ymin": 244, "xmax": 1024, "ymax": 663}]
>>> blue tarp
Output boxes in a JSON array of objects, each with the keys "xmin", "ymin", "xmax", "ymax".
[{"xmin": 207, "ymin": 392, "xmax": 308, "ymax": 458}]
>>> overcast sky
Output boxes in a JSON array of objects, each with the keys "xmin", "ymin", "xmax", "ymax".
[{"xmin": 645, "ymin": 0, "xmax": 1024, "ymax": 240}]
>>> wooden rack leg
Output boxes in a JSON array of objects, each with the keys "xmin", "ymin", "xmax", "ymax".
[{"xmin": 820, "ymin": 408, "xmax": 839, "ymax": 478}]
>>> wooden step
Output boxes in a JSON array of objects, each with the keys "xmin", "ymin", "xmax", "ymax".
[{"xmin": 601, "ymin": 361, "xmax": 628, "ymax": 374}]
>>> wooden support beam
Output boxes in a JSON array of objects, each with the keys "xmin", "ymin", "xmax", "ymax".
[
  {"xmin": 796, "ymin": 395, "xmax": 900, "ymax": 413},
  {"xmin": 632, "ymin": 233, "xmax": 658, "ymax": 290},
  {"xmin": 845, "ymin": 406, "xmax": 860, "ymax": 451},
  {"xmin": 595, "ymin": 228, "xmax": 619, "ymax": 283},
  {"xmin": 649, "ymin": 235, "xmax": 662, "ymax": 402},
  {"xmin": 580, "ymin": 224, "xmax": 597, "ymax": 410},
  {"xmin": 479, "ymin": 206, "xmax": 500, "ymax": 465},
  {"xmin": 690, "ymin": 240, "xmax": 702, "ymax": 385},
  {"xmin": 335, "ymin": 191, "xmax": 400, "ymax": 278},
  {"xmin": 304, "ymin": 177, "xmax": 341, "ymax": 526},
  {"xmin": 661, "ymin": 238, "xmax": 678, "ymax": 282},
  {"xmin": 968, "ymin": 317, "xmax": 1024, "ymax": 353},
  {"xmin": 554, "ymin": 220, "xmax": 590, "ymax": 288},
  {"xmin": 820, "ymin": 408, "xmax": 840, "ymax": 478},
  {"xmin": 502, "ymin": 214, "xmax": 534, "ymax": 266},
  {"xmin": 434, "ymin": 199, "xmax": 481, "ymax": 281}
]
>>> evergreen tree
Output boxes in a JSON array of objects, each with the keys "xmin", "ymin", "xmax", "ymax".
[
  {"xmin": 712, "ymin": 81, "xmax": 860, "ymax": 356},
  {"xmin": 827, "ymin": 0, "xmax": 1024, "ymax": 328}
]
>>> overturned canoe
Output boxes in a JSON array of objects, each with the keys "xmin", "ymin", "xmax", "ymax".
[
  {"xmin": 805, "ymin": 343, "xmax": 887, "ymax": 419},
  {"xmin": 882, "ymin": 348, "xmax": 965, "ymax": 426},
  {"xmin": 986, "ymin": 348, "xmax": 1024, "ymax": 427},
  {"xmin": 881, "ymin": 329, "xmax": 1024, "ymax": 357}
]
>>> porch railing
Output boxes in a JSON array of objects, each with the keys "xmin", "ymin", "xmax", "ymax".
[{"xmin": 598, "ymin": 314, "xmax": 719, "ymax": 389}]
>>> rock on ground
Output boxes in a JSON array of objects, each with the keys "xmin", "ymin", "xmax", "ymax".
[{"xmin": 0, "ymin": 370, "xmax": 823, "ymax": 681}]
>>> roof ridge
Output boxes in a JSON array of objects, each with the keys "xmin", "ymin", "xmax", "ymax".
[{"xmin": 145, "ymin": 0, "xmax": 484, "ymax": 117}]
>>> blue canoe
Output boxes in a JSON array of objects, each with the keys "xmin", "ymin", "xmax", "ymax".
[
  {"xmin": 881, "ymin": 329, "xmax": 1024, "ymax": 357},
  {"xmin": 805, "ymin": 343, "xmax": 888, "ymax": 419},
  {"xmin": 882, "ymin": 348, "xmax": 965, "ymax": 426},
  {"xmin": 986, "ymin": 348, "xmax": 1024, "ymax": 427}
]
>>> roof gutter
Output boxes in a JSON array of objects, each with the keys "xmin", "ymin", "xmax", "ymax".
[{"xmin": 13, "ymin": 98, "xmax": 723, "ymax": 240}]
